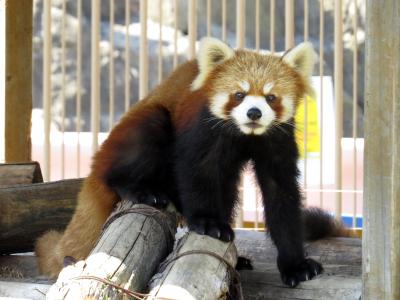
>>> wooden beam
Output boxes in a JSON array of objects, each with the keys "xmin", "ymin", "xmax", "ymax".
[
  {"xmin": 363, "ymin": 0, "xmax": 400, "ymax": 298},
  {"xmin": 0, "ymin": 162, "xmax": 43, "ymax": 187},
  {"xmin": 3, "ymin": 0, "xmax": 33, "ymax": 162},
  {"xmin": 0, "ymin": 179, "xmax": 82, "ymax": 254}
]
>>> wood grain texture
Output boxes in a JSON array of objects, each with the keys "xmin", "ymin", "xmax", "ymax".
[
  {"xmin": 0, "ymin": 162, "xmax": 43, "ymax": 187},
  {"xmin": 148, "ymin": 230, "xmax": 238, "ymax": 299},
  {"xmin": 235, "ymin": 230, "xmax": 362, "ymax": 300},
  {"xmin": 46, "ymin": 202, "xmax": 177, "ymax": 300},
  {"xmin": 4, "ymin": 0, "xmax": 33, "ymax": 162},
  {"xmin": 0, "ymin": 179, "xmax": 83, "ymax": 254},
  {"xmin": 363, "ymin": 1, "xmax": 400, "ymax": 299},
  {"xmin": 0, "ymin": 231, "xmax": 361, "ymax": 299},
  {"xmin": 0, "ymin": 281, "xmax": 49, "ymax": 300}
]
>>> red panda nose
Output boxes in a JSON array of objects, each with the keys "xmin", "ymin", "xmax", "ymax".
[{"xmin": 247, "ymin": 108, "xmax": 262, "ymax": 121}]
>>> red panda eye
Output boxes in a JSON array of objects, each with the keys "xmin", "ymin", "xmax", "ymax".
[
  {"xmin": 235, "ymin": 92, "xmax": 246, "ymax": 101},
  {"xmin": 265, "ymin": 94, "xmax": 277, "ymax": 102}
]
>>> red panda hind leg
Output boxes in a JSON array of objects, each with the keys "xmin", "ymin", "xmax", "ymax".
[{"xmin": 35, "ymin": 103, "xmax": 176, "ymax": 278}]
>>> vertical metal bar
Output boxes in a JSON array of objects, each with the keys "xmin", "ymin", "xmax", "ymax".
[
  {"xmin": 173, "ymin": 0, "xmax": 178, "ymax": 69},
  {"xmin": 236, "ymin": 0, "xmax": 245, "ymax": 49},
  {"xmin": 139, "ymin": 0, "xmax": 148, "ymax": 99},
  {"xmin": 352, "ymin": 0, "xmax": 358, "ymax": 227},
  {"xmin": 76, "ymin": 0, "xmax": 82, "ymax": 177},
  {"xmin": 158, "ymin": 0, "xmax": 163, "ymax": 84},
  {"xmin": 91, "ymin": 0, "xmax": 100, "ymax": 154},
  {"xmin": 221, "ymin": 0, "xmax": 226, "ymax": 42},
  {"xmin": 109, "ymin": 0, "xmax": 115, "ymax": 129},
  {"xmin": 304, "ymin": 0, "xmax": 309, "ymax": 41},
  {"xmin": 61, "ymin": 0, "xmax": 66, "ymax": 179},
  {"xmin": 235, "ymin": 0, "xmax": 245, "ymax": 229},
  {"xmin": 319, "ymin": 0, "xmax": 324, "ymax": 207},
  {"xmin": 43, "ymin": 0, "xmax": 52, "ymax": 180},
  {"xmin": 207, "ymin": 0, "xmax": 211, "ymax": 37},
  {"xmin": 285, "ymin": 0, "xmax": 295, "ymax": 50},
  {"xmin": 188, "ymin": 0, "xmax": 197, "ymax": 59},
  {"xmin": 303, "ymin": 0, "xmax": 309, "ymax": 190},
  {"xmin": 334, "ymin": 0, "xmax": 343, "ymax": 220},
  {"xmin": 125, "ymin": 0, "xmax": 130, "ymax": 111},
  {"xmin": 270, "ymin": 0, "xmax": 275, "ymax": 52},
  {"xmin": 255, "ymin": 0, "xmax": 260, "ymax": 52},
  {"xmin": 255, "ymin": 188, "xmax": 260, "ymax": 229}
]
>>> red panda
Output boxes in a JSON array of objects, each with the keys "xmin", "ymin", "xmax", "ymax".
[{"xmin": 36, "ymin": 38, "xmax": 347, "ymax": 287}]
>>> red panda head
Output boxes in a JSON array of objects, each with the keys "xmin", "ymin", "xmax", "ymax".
[{"xmin": 191, "ymin": 38, "xmax": 317, "ymax": 135}]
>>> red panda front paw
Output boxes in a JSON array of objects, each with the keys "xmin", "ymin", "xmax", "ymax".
[
  {"xmin": 188, "ymin": 218, "xmax": 234, "ymax": 242},
  {"xmin": 279, "ymin": 257, "xmax": 323, "ymax": 288},
  {"xmin": 135, "ymin": 190, "xmax": 170, "ymax": 209}
]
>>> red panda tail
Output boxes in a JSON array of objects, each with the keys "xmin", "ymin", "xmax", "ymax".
[
  {"xmin": 35, "ymin": 230, "xmax": 65, "ymax": 278},
  {"xmin": 35, "ymin": 175, "xmax": 117, "ymax": 278},
  {"xmin": 302, "ymin": 207, "xmax": 359, "ymax": 241}
]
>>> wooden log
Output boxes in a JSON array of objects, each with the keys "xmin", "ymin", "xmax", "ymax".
[
  {"xmin": 46, "ymin": 202, "xmax": 177, "ymax": 300},
  {"xmin": 0, "ymin": 162, "xmax": 43, "ymax": 187},
  {"xmin": 0, "ymin": 178, "xmax": 82, "ymax": 254},
  {"xmin": 148, "ymin": 231, "xmax": 240, "ymax": 300}
]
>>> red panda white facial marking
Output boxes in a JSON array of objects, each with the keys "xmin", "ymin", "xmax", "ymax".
[{"xmin": 192, "ymin": 38, "xmax": 317, "ymax": 135}]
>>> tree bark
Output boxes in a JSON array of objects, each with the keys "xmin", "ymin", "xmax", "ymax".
[
  {"xmin": 0, "ymin": 162, "xmax": 43, "ymax": 187},
  {"xmin": 148, "ymin": 231, "xmax": 240, "ymax": 300},
  {"xmin": 0, "ymin": 179, "xmax": 82, "ymax": 253},
  {"xmin": 46, "ymin": 202, "xmax": 177, "ymax": 300}
]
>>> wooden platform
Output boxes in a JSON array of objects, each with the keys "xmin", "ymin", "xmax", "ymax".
[{"xmin": 0, "ymin": 230, "xmax": 361, "ymax": 300}]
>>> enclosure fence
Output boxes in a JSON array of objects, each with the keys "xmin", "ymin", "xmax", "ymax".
[{"xmin": 33, "ymin": 0, "xmax": 364, "ymax": 229}]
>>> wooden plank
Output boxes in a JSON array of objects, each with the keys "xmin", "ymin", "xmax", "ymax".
[
  {"xmin": 0, "ymin": 254, "xmax": 40, "ymax": 280},
  {"xmin": 0, "ymin": 162, "xmax": 43, "ymax": 187},
  {"xmin": 0, "ymin": 281, "xmax": 49, "ymax": 300},
  {"xmin": 148, "ymin": 231, "xmax": 238, "ymax": 299},
  {"xmin": 235, "ymin": 230, "xmax": 362, "ymax": 299},
  {"xmin": 46, "ymin": 202, "xmax": 177, "ymax": 299},
  {"xmin": 363, "ymin": 1, "xmax": 400, "ymax": 299},
  {"xmin": 0, "ymin": 231, "xmax": 362, "ymax": 299},
  {"xmin": 0, "ymin": 179, "xmax": 82, "ymax": 254},
  {"xmin": 4, "ymin": 0, "xmax": 33, "ymax": 162}
]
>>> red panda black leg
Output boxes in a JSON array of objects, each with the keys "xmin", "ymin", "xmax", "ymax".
[
  {"xmin": 188, "ymin": 217, "xmax": 234, "ymax": 242},
  {"xmin": 254, "ymin": 152, "xmax": 323, "ymax": 288},
  {"xmin": 176, "ymin": 122, "xmax": 243, "ymax": 242},
  {"xmin": 102, "ymin": 104, "xmax": 176, "ymax": 209}
]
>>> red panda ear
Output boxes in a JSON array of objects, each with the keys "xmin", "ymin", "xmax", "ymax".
[
  {"xmin": 282, "ymin": 42, "xmax": 318, "ymax": 79},
  {"xmin": 282, "ymin": 42, "xmax": 318, "ymax": 96},
  {"xmin": 191, "ymin": 38, "xmax": 234, "ymax": 90}
]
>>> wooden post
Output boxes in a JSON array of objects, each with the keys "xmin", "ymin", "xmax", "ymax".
[
  {"xmin": 363, "ymin": 0, "xmax": 400, "ymax": 299},
  {"xmin": 1, "ymin": 0, "xmax": 33, "ymax": 162},
  {"xmin": 46, "ymin": 202, "xmax": 177, "ymax": 300}
]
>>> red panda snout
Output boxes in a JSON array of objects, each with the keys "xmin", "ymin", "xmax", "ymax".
[{"xmin": 247, "ymin": 108, "xmax": 262, "ymax": 120}]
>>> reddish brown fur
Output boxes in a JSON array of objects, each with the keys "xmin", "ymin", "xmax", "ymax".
[
  {"xmin": 35, "ymin": 49, "xmax": 309, "ymax": 278},
  {"xmin": 35, "ymin": 60, "xmax": 200, "ymax": 277}
]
